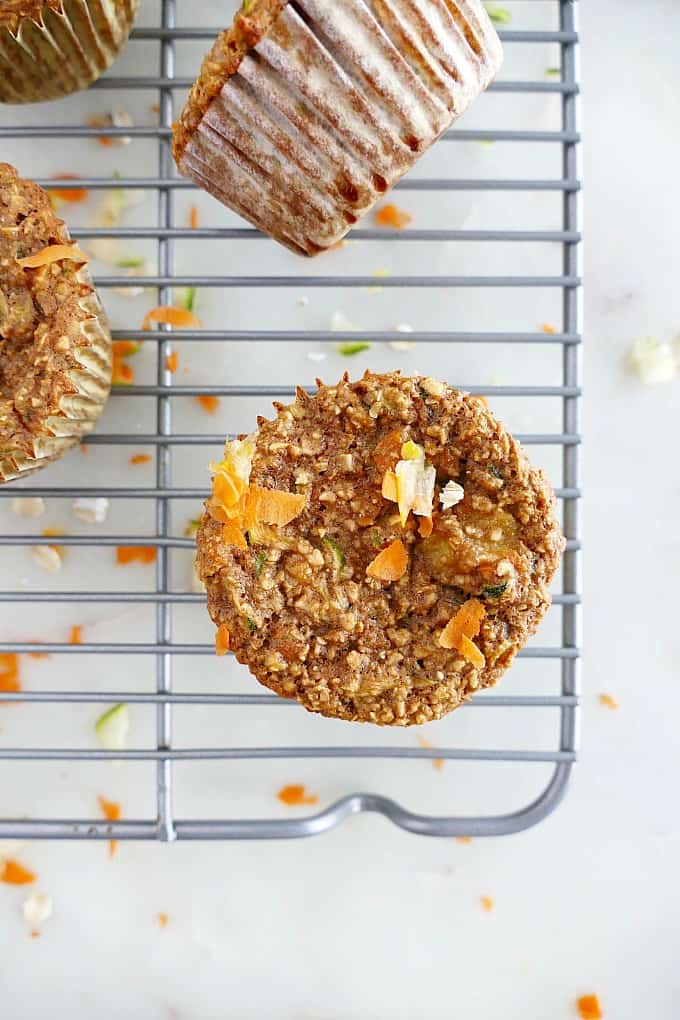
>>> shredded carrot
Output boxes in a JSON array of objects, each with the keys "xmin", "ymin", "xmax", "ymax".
[
  {"xmin": 49, "ymin": 173, "xmax": 88, "ymax": 203},
  {"xmin": 439, "ymin": 599, "xmax": 486, "ymax": 667},
  {"xmin": 366, "ymin": 539, "xmax": 408, "ymax": 582},
  {"xmin": 381, "ymin": 469, "xmax": 398, "ymax": 502},
  {"xmin": 196, "ymin": 395, "xmax": 220, "ymax": 415},
  {"xmin": 165, "ymin": 351, "xmax": 179, "ymax": 374},
  {"xmin": 116, "ymin": 546, "xmax": 157, "ymax": 565},
  {"xmin": 87, "ymin": 115, "xmax": 115, "ymax": 146},
  {"xmin": 277, "ymin": 784, "xmax": 319, "ymax": 807},
  {"xmin": 157, "ymin": 912, "xmax": 170, "ymax": 928},
  {"xmin": 30, "ymin": 930, "xmax": 41, "ymax": 939},
  {"xmin": 98, "ymin": 796, "xmax": 122, "ymax": 859},
  {"xmin": 375, "ymin": 203, "xmax": 413, "ymax": 230},
  {"xmin": 598, "ymin": 693, "xmax": 619, "ymax": 710},
  {"xmin": 373, "ymin": 428, "xmax": 404, "ymax": 472},
  {"xmin": 576, "ymin": 995, "xmax": 603, "ymax": 1020},
  {"xmin": 149, "ymin": 103, "xmax": 160, "ymax": 115},
  {"xmin": 252, "ymin": 487, "xmax": 306, "ymax": 527},
  {"xmin": 541, "ymin": 322, "xmax": 558, "ymax": 335},
  {"xmin": 112, "ymin": 360, "xmax": 133, "ymax": 385},
  {"xmin": 215, "ymin": 624, "xmax": 230, "ymax": 656},
  {"xmin": 455, "ymin": 836, "xmax": 473, "ymax": 845},
  {"xmin": 112, "ymin": 340, "xmax": 142, "ymax": 358},
  {"xmin": 69, "ymin": 625, "xmax": 83, "ymax": 645},
  {"xmin": 129, "ymin": 454, "xmax": 152, "ymax": 466},
  {"xmin": 480, "ymin": 896, "xmax": 495, "ymax": 912},
  {"xmin": 0, "ymin": 652, "xmax": 20, "ymax": 696},
  {"xmin": 214, "ymin": 470, "xmax": 247, "ymax": 509},
  {"xmin": 417, "ymin": 734, "xmax": 443, "ymax": 772},
  {"xmin": 80, "ymin": 444, "xmax": 90, "ymax": 455},
  {"xmin": 42, "ymin": 527, "xmax": 64, "ymax": 555},
  {"xmin": 17, "ymin": 244, "xmax": 89, "ymax": 269},
  {"xmin": 222, "ymin": 519, "xmax": 248, "ymax": 550},
  {"xmin": 142, "ymin": 305, "xmax": 202, "ymax": 331},
  {"xmin": 1, "ymin": 859, "xmax": 36, "ymax": 885},
  {"xmin": 189, "ymin": 204, "xmax": 199, "ymax": 230},
  {"xmin": 418, "ymin": 516, "xmax": 433, "ymax": 538},
  {"xmin": 27, "ymin": 645, "xmax": 50, "ymax": 660}
]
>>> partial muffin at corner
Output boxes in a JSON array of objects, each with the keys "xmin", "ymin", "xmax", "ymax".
[
  {"xmin": 173, "ymin": 0, "xmax": 502, "ymax": 255},
  {"xmin": 0, "ymin": 0, "xmax": 140, "ymax": 104},
  {"xmin": 0, "ymin": 163, "xmax": 112, "ymax": 483},
  {"xmin": 197, "ymin": 372, "xmax": 564, "ymax": 727}
]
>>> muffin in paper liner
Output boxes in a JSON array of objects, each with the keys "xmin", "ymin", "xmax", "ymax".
[
  {"xmin": 173, "ymin": 0, "xmax": 503, "ymax": 256},
  {"xmin": 0, "ymin": 163, "xmax": 112, "ymax": 484},
  {"xmin": 0, "ymin": 0, "xmax": 140, "ymax": 104}
]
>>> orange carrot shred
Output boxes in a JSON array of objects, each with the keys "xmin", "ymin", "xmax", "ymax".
[
  {"xmin": 142, "ymin": 305, "xmax": 202, "ymax": 331},
  {"xmin": 1, "ymin": 859, "xmax": 36, "ymax": 885},
  {"xmin": 366, "ymin": 539, "xmax": 408, "ymax": 582},
  {"xmin": 166, "ymin": 351, "xmax": 179, "ymax": 374},
  {"xmin": 277, "ymin": 784, "xmax": 319, "ymax": 807},
  {"xmin": 438, "ymin": 600, "xmax": 486, "ymax": 667},
  {"xmin": 459, "ymin": 634, "xmax": 486, "ymax": 669},
  {"xmin": 98, "ymin": 796, "xmax": 122, "ymax": 859},
  {"xmin": 27, "ymin": 645, "xmax": 50, "ymax": 660},
  {"xmin": 215, "ymin": 624, "xmax": 230, "ymax": 656},
  {"xmin": 480, "ymin": 896, "xmax": 495, "ymax": 912},
  {"xmin": 80, "ymin": 444, "xmax": 90, "ymax": 455},
  {"xmin": 116, "ymin": 546, "xmax": 157, "ymax": 565},
  {"xmin": 69, "ymin": 625, "xmax": 83, "ymax": 645},
  {"xmin": 189, "ymin": 204, "xmax": 199, "ymax": 230},
  {"xmin": 576, "ymin": 995, "xmax": 603, "ymax": 1020},
  {"xmin": 221, "ymin": 519, "xmax": 248, "ymax": 550},
  {"xmin": 17, "ymin": 244, "xmax": 89, "ymax": 269},
  {"xmin": 252, "ymin": 487, "xmax": 306, "ymax": 527},
  {"xmin": 455, "ymin": 836, "xmax": 473, "ymax": 845},
  {"xmin": 49, "ymin": 173, "xmax": 88, "ymax": 203},
  {"xmin": 417, "ymin": 734, "xmax": 443, "ymax": 772},
  {"xmin": 196, "ymin": 395, "xmax": 220, "ymax": 415},
  {"xmin": 598, "ymin": 693, "xmax": 619, "ymax": 710},
  {"xmin": 129, "ymin": 454, "xmax": 152, "ymax": 465},
  {"xmin": 541, "ymin": 322, "xmax": 558, "ymax": 335},
  {"xmin": 381, "ymin": 469, "xmax": 398, "ymax": 502},
  {"xmin": 375, "ymin": 203, "xmax": 413, "ymax": 230},
  {"xmin": 418, "ymin": 516, "xmax": 433, "ymax": 538},
  {"xmin": 112, "ymin": 340, "xmax": 142, "ymax": 358},
  {"xmin": 30, "ymin": 931, "xmax": 41, "ymax": 939},
  {"xmin": 157, "ymin": 912, "xmax": 170, "ymax": 928},
  {"xmin": 0, "ymin": 652, "xmax": 20, "ymax": 693}
]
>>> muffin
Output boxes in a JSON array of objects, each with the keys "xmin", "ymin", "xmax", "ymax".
[
  {"xmin": 0, "ymin": 0, "xmax": 140, "ymax": 104},
  {"xmin": 0, "ymin": 163, "xmax": 112, "ymax": 483},
  {"xmin": 197, "ymin": 372, "xmax": 564, "ymax": 726},
  {"xmin": 173, "ymin": 0, "xmax": 503, "ymax": 255}
]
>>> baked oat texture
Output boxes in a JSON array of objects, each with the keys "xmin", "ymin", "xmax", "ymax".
[
  {"xmin": 173, "ymin": 0, "xmax": 503, "ymax": 256},
  {"xmin": 0, "ymin": 162, "xmax": 111, "ymax": 483},
  {"xmin": 197, "ymin": 372, "xmax": 564, "ymax": 726}
]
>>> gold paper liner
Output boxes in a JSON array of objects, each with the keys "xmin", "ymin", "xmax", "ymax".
[
  {"xmin": 0, "ymin": 259, "xmax": 112, "ymax": 484},
  {"xmin": 0, "ymin": 0, "xmax": 140, "ymax": 104}
]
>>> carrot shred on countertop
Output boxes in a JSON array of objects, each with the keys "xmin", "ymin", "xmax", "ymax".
[
  {"xmin": 416, "ymin": 734, "xmax": 443, "ymax": 772},
  {"xmin": 17, "ymin": 244, "xmax": 89, "ymax": 269},
  {"xmin": 142, "ymin": 305, "xmax": 202, "ymax": 331},
  {"xmin": 49, "ymin": 173, "xmax": 88, "ymax": 203},
  {"xmin": 480, "ymin": 896, "xmax": 495, "ymax": 912},
  {"xmin": 69, "ymin": 625, "xmax": 83, "ymax": 645},
  {"xmin": 129, "ymin": 454, "xmax": 151, "ymax": 465},
  {"xmin": 87, "ymin": 115, "xmax": 115, "ymax": 146},
  {"xmin": 375, "ymin": 203, "xmax": 412, "ymax": 230},
  {"xmin": 27, "ymin": 644, "xmax": 50, "ymax": 660},
  {"xmin": 196, "ymin": 395, "xmax": 220, "ymax": 415},
  {"xmin": 277, "ymin": 784, "xmax": 319, "ymax": 807},
  {"xmin": 42, "ymin": 527, "xmax": 64, "ymax": 554},
  {"xmin": 541, "ymin": 322, "xmax": 558, "ymax": 334},
  {"xmin": 0, "ymin": 652, "xmax": 20, "ymax": 693},
  {"xmin": 30, "ymin": 930, "xmax": 41, "ymax": 939},
  {"xmin": 189, "ymin": 204, "xmax": 199, "ymax": 230},
  {"xmin": 1, "ymin": 859, "xmax": 36, "ymax": 885},
  {"xmin": 215, "ymin": 624, "xmax": 230, "ymax": 656},
  {"xmin": 80, "ymin": 444, "xmax": 90, "ymax": 455},
  {"xmin": 166, "ymin": 351, "xmax": 179, "ymax": 374},
  {"xmin": 113, "ymin": 360, "xmax": 133, "ymax": 385},
  {"xmin": 366, "ymin": 539, "xmax": 408, "ymax": 582},
  {"xmin": 98, "ymin": 796, "xmax": 122, "ymax": 859},
  {"xmin": 116, "ymin": 546, "xmax": 157, "ymax": 565},
  {"xmin": 455, "ymin": 836, "xmax": 473, "ymax": 845},
  {"xmin": 112, "ymin": 340, "xmax": 142, "ymax": 358},
  {"xmin": 576, "ymin": 995, "xmax": 603, "ymax": 1020},
  {"xmin": 157, "ymin": 912, "xmax": 170, "ymax": 928},
  {"xmin": 598, "ymin": 693, "xmax": 619, "ymax": 710}
]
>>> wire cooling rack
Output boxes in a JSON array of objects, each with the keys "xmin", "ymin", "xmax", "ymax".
[{"xmin": 0, "ymin": 0, "xmax": 581, "ymax": 841}]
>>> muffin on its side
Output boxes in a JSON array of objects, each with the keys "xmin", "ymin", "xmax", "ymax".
[
  {"xmin": 0, "ymin": 0, "xmax": 140, "ymax": 104},
  {"xmin": 0, "ymin": 163, "xmax": 111, "ymax": 483},
  {"xmin": 197, "ymin": 372, "xmax": 564, "ymax": 727},
  {"xmin": 173, "ymin": 0, "xmax": 502, "ymax": 255}
]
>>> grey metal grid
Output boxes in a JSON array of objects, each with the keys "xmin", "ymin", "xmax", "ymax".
[{"xmin": 0, "ymin": 0, "xmax": 582, "ymax": 841}]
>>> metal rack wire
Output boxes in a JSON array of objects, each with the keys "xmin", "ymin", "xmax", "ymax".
[{"xmin": 0, "ymin": 0, "xmax": 582, "ymax": 841}]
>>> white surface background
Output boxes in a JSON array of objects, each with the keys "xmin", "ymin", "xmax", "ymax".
[{"xmin": 1, "ymin": 1, "xmax": 679, "ymax": 1016}]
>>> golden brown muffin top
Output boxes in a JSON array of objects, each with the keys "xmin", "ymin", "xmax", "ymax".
[
  {"xmin": 0, "ymin": 162, "xmax": 102, "ymax": 455},
  {"xmin": 197, "ymin": 372, "xmax": 564, "ymax": 726},
  {"xmin": 172, "ymin": 0, "xmax": 289, "ymax": 163}
]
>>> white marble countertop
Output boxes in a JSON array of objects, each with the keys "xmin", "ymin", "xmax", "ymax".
[{"xmin": 1, "ymin": 1, "xmax": 679, "ymax": 1017}]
